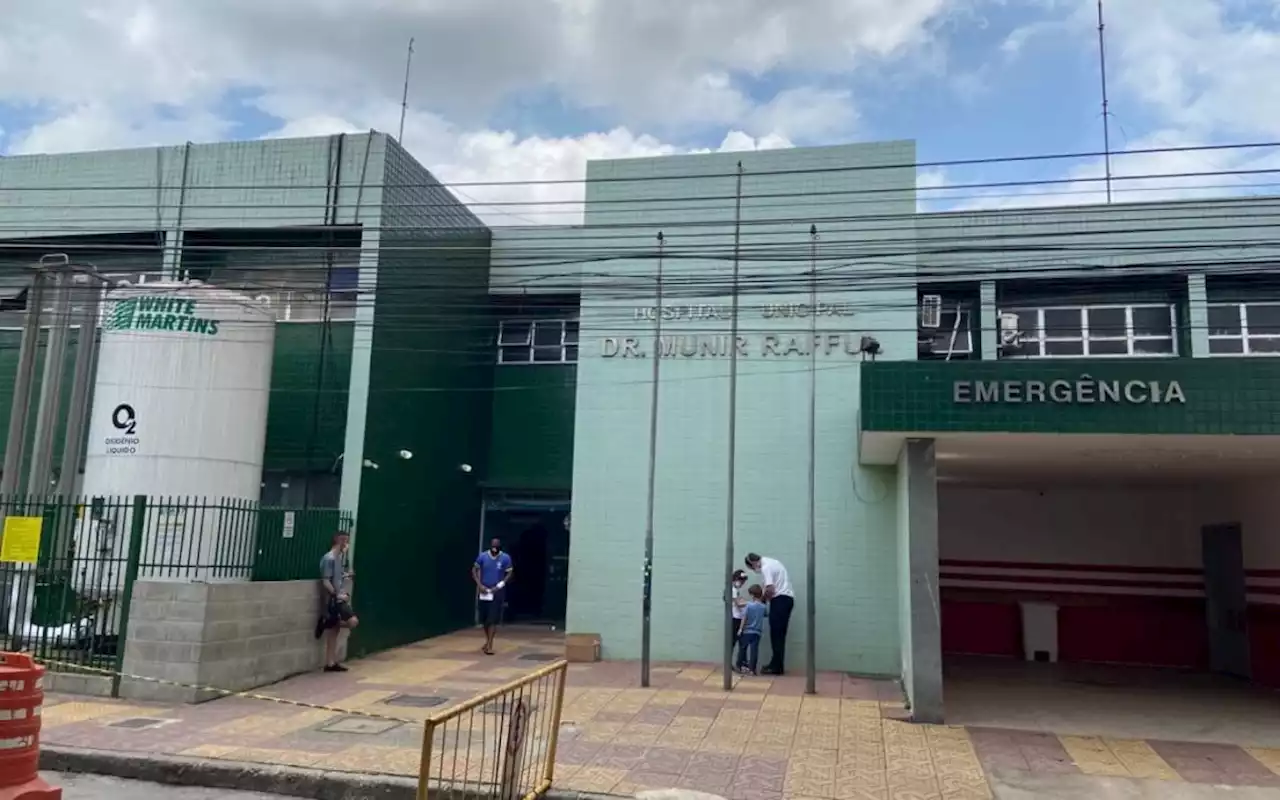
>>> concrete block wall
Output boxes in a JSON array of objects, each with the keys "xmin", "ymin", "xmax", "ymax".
[
  {"xmin": 120, "ymin": 580, "xmax": 338, "ymax": 703},
  {"xmin": 567, "ymin": 142, "xmax": 915, "ymax": 673}
]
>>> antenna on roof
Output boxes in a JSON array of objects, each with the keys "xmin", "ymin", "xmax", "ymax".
[
  {"xmin": 398, "ymin": 37, "xmax": 415, "ymax": 144},
  {"xmin": 1097, "ymin": 0, "xmax": 1113, "ymax": 203}
]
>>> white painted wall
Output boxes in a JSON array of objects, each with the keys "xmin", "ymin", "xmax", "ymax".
[
  {"xmin": 939, "ymin": 485, "xmax": 1223, "ymax": 568},
  {"xmin": 939, "ymin": 481, "xmax": 1280, "ymax": 602}
]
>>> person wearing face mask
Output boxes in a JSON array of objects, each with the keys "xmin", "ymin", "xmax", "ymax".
[
  {"xmin": 730, "ymin": 569, "xmax": 749, "ymax": 651},
  {"xmin": 473, "ymin": 538, "xmax": 514, "ymax": 655}
]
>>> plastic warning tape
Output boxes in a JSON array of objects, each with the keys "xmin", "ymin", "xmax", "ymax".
[{"xmin": 32, "ymin": 657, "xmax": 418, "ymax": 724}]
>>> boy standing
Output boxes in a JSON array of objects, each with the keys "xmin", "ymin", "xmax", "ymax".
[
  {"xmin": 316, "ymin": 532, "xmax": 359, "ymax": 673},
  {"xmin": 736, "ymin": 585, "xmax": 767, "ymax": 675}
]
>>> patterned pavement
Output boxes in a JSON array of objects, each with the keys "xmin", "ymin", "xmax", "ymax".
[{"xmin": 34, "ymin": 628, "xmax": 1280, "ymax": 799}]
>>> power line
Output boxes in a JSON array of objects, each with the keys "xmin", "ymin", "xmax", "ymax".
[{"xmin": 2, "ymin": 140, "xmax": 1278, "ymax": 193}]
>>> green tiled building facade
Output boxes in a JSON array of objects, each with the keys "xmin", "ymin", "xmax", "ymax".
[{"xmin": 5, "ymin": 135, "xmax": 1280, "ymax": 720}]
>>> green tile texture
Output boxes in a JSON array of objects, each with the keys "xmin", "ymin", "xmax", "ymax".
[
  {"xmin": 351, "ymin": 139, "xmax": 494, "ymax": 657},
  {"xmin": 262, "ymin": 322, "xmax": 354, "ymax": 472},
  {"xmin": 862, "ymin": 359, "xmax": 1280, "ymax": 435},
  {"xmin": 565, "ymin": 142, "xmax": 917, "ymax": 674},
  {"xmin": 488, "ymin": 364, "xmax": 576, "ymax": 491}
]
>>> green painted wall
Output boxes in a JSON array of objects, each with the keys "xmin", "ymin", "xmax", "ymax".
[
  {"xmin": 349, "ymin": 140, "xmax": 493, "ymax": 656},
  {"xmin": 862, "ymin": 359, "xmax": 1280, "ymax": 435},
  {"xmin": 263, "ymin": 322, "xmax": 354, "ymax": 472},
  {"xmin": 487, "ymin": 365, "xmax": 576, "ymax": 490}
]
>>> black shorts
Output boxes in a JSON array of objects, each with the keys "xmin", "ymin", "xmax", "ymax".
[
  {"xmin": 325, "ymin": 597, "xmax": 355, "ymax": 629},
  {"xmin": 478, "ymin": 591, "xmax": 504, "ymax": 626}
]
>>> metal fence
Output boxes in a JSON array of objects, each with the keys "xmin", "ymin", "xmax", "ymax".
[
  {"xmin": 418, "ymin": 660, "xmax": 568, "ymax": 800},
  {"xmin": 0, "ymin": 494, "xmax": 350, "ymax": 679}
]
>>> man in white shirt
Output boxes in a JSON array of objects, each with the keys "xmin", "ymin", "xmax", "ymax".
[{"xmin": 745, "ymin": 553, "xmax": 794, "ymax": 675}]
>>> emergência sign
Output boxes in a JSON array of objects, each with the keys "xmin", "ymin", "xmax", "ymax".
[
  {"xmin": 107, "ymin": 297, "xmax": 221, "ymax": 336},
  {"xmin": 953, "ymin": 376, "xmax": 1187, "ymax": 405}
]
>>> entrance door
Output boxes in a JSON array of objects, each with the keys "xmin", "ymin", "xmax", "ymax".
[
  {"xmin": 480, "ymin": 496, "xmax": 571, "ymax": 626},
  {"xmin": 544, "ymin": 512, "xmax": 570, "ymax": 624},
  {"xmin": 1202, "ymin": 523, "xmax": 1251, "ymax": 679}
]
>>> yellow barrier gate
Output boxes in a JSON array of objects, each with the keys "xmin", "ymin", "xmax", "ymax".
[{"xmin": 418, "ymin": 659, "xmax": 568, "ymax": 800}]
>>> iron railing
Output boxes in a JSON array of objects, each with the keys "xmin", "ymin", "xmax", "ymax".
[
  {"xmin": 418, "ymin": 659, "xmax": 568, "ymax": 800},
  {"xmin": 0, "ymin": 494, "xmax": 350, "ymax": 679}
]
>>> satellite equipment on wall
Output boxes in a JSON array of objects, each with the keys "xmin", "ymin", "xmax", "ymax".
[
  {"xmin": 920, "ymin": 294, "xmax": 942, "ymax": 329},
  {"xmin": 999, "ymin": 312, "xmax": 1022, "ymax": 348}
]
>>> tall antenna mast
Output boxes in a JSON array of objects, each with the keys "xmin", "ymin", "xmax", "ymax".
[
  {"xmin": 1097, "ymin": 0, "xmax": 1113, "ymax": 203},
  {"xmin": 398, "ymin": 37, "xmax": 415, "ymax": 143}
]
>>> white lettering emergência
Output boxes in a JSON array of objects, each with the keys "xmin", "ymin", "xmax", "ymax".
[{"xmin": 953, "ymin": 376, "xmax": 1187, "ymax": 405}]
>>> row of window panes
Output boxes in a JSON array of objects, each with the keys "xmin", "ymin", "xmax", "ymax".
[
  {"xmin": 498, "ymin": 319, "xmax": 579, "ymax": 364},
  {"xmin": 999, "ymin": 304, "xmax": 1177, "ymax": 358},
  {"xmin": 1208, "ymin": 302, "xmax": 1280, "ymax": 355}
]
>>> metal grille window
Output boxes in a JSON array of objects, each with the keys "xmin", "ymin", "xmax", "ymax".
[
  {"xmin": 1000, "ymin": 303, "xmax": 1178, "ymax": 358},
  {"xmin": 1207, "ymin": 302, "xmax": 1280, "ymax": 355},
  {"xmin": 919, "ymin": 307, "xmax": 973, "ymax": 358},
  {"xmin": 498, "ymin": 319, "xmax": 579, "ymax": 364}
]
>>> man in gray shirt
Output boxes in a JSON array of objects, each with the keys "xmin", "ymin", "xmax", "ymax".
[{"xmin": 316, "ymin": 531, "xmax": 359, "ymax": 672}]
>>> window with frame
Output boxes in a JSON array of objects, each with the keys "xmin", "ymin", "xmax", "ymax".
[
  {"xmin": 1207, "ymin": 302, "xmax": 1280, "ymax": 355},
  {"xmin": 918, "ymin": 306, "xmax": 974, "ymax": 359},
  {"xmin": 999, "ymin": 303, "xmax": 1177, "ymax": 358},
  {"xmin": 498, "ymin": 319, "xmax": 579, "ymax": 364}
]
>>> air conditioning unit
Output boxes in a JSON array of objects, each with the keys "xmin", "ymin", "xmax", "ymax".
[{"xmin": 920, "ymin": 294, "xmax": 942, "ymax": 329}]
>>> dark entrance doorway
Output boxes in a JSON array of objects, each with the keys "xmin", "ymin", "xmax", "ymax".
[{"xmin": 481, "ymin": 493, "xmax": 569, "ymax": 625}]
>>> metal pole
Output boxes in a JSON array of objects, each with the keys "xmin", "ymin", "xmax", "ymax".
[
  {"xmin": 723, "ymin": 162, "xmax": 744, "ymax": 691},
  {"xmin": 0, "ymin": 273, "xmax": 49, "ymax": 497},
  {"xmin": 57, "ymin": 272, "xmax": 103, "ymax": 499},
  {"xmin": 806, "ymin": 224, "xmax": 819, "ymax": 695},
  {"xmin": 27, "ymin": 260, "xmax": 74, "ymax": 498},
  {"xmin": 1097, "ymin": 0, "xmax": 1113, "ymax": 204},
  {"xmin": 641, "ymin": 231, "xmax": 665, "ymax": 688},
  {"xmin": 398, "ymin": 37, "xmax": 415, "ymax": 143}
]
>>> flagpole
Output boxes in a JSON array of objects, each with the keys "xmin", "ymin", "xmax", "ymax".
[
  {"xmin": 641, "ymin": 231, "xmax": 665, "ymax": 688},
  {"xmin": 806, "ymin": 223, "xmax": 819, "ymax": 695},
  {"xmin": 723, "ymin": 162, "xmax": 744, "ymax": 691}
]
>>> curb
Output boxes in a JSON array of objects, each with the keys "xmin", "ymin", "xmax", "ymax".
[
  {"xmin": 41, "ymin": 745, "xmax": 620, "ymax": 800},
  {"xmin": 42, "ymin": 746, "xmax": 416, "ymax": 799}
]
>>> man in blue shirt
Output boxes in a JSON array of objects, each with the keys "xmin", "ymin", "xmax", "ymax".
[{"xmin": 473, "ymin": 538, "xmax": 513, "ymax": 655}]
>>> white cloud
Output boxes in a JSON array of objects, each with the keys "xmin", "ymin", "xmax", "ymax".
[
  {"xmin": 951, "ymin": 131, "xmax": 1280, "ymax": 212},
  {"xmin": 0, "ymin": 0, "xmax": 963, "ymax": 228},
  {"xmin": 7, "ymin": 102, "xmax": 233, "ymax": 156},
  {"xmin": 747, "ymin": 88, "xmax": 858, "ymax": 142},
  {"xmin": 0, "ymin": 0, "xmax": 953, "ymax": 137},
  {"xmin": 245, "ymin": 97, "xmax": 796, "ymax": 226}
]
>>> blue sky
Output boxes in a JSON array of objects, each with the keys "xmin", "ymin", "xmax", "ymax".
[{"xmin": 2, "ymin": 1, "xmax": 1278, "ymax": 222}]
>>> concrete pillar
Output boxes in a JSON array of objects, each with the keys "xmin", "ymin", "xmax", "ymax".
[
  {"xmin": 902, "ymin": 438, "xmax": 943, "ymax": 723},
  {"xmin": 1187, "ymin": 273, "xmax": 1209, "ymax": 357},
  {"xmin": 979, "ymin": 281, "xmax": 997, "ymax": 360},
  {"xmin": 338, "ymin": 228, "xmax": 380, "ymax": 542}
]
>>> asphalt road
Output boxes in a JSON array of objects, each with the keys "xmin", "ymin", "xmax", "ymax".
[{"xmin": 45, "ymin": 772, "xmax": 289, "ymax": 799}]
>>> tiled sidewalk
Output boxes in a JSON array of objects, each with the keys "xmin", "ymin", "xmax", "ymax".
[{"xmin": 35, "ymin": 629, "xmax": 1280, "ymax": 799}]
